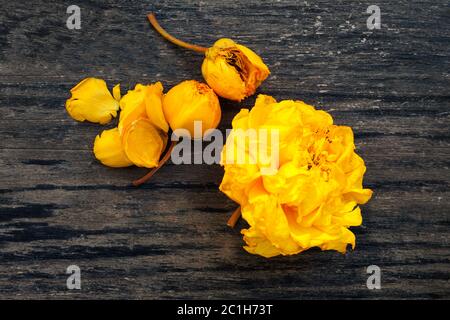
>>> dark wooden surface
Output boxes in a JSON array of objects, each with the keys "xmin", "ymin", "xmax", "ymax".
[{"xmin": 0, "ymin": 0, "xmax": 449, "ymax": 299}]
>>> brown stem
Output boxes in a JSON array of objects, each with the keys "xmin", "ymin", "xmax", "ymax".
[
  {"xmin": 133, "ymin": 140, "xmax": 177, "ymax": 187},
  {"xmin": 227, "ymin": 207, "xmax": 241, "ymax": 228},
  {"xmin": 147, "ymin": 13, "xmax": 208, "ymax": 53}
]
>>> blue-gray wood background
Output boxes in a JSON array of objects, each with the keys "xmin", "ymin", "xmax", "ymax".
[{"xmin": 0, "ymin": 0, "xmax": 449, "ymax": 299}]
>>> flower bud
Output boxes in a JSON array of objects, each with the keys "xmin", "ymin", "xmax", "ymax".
[
  {"xmin": 119, "ymin": 82, "xmax": 168, "ymax": 134},
  {"xmin": 202, "ymin": 38, "xmax": 270, "ymax": 101},
  {"xmin": 93, "ymin": 128, "xmax": 133, "ymax": 168},
  {"xmin": 147, "ymin": 15, "xmax": 270, "ymax": 102},
  {"xmin": 163, "ymin": 80, "xmax": 221, "ymax": 138}
]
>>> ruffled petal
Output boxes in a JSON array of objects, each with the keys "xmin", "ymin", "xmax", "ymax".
[
  {"xmin": 118, "ymin": 84, "xmax": 148, "ymax": 134},
  {"xmin": 113, "ymin": 83, "xmax": 121, "ymax": 101},
  {"xmin": 220, "ymin": 94, "xmax": 372, "ymax": 258},
  {"xmin": 144, "ymin": 82, "xmax": 169, "ymax": 133},
  {"xmin": 66, "ymin": 78, "xmax": 120, "ymax": 124}
]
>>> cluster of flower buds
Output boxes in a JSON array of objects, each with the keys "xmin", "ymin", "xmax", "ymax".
[
  {"xmin": 66, "ymin": 13, "xmax": 270, "ymax": 186},
  {"xmin": 66, "ymin": 78, "xmax": 222, "ymax": 185}
]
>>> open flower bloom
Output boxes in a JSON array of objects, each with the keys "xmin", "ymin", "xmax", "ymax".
[
  {"xmin": 163, "ymin": 80, "xmax": 221, "ymax": 138},
  {"xmin": 93, "ymin": 128, "xmax": 133, "ymax": 168},
  {"xmin": 66, "ymin": 78, "xmax": 121, "ymax": 124},
  {"xmin": 220, "ymin": 95, "xmax": 373, "ymax": 258},
  {"xmin": 202, "ymin": 38, "xmax": 270, "ymax": 101}
]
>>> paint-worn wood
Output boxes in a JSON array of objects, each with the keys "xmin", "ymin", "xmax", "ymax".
[{"xmin": 0, "ymin": 0, "xmax": 449, "ymax": 299}]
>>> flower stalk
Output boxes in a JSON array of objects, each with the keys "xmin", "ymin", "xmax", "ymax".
[
  {"xmin": 147, "ymin": 13, "xmax": 207, "ymax": 53},
  {"xmin": 227, "ymin": 207, "xmax": 241, "ymax": 228}
]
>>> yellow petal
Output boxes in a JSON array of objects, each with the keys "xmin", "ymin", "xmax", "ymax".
[
  {"xmin": 113, "ymin": 84, "xmax": 121, "ymax": 101},
  {"xmin": 254, "ymin": 94, "xmax": 277, "ymax": 108},
  {"xmin": 319, "ymin": 228, "xmax": 356, "ymax": 253},
  {"xmin": 122, "ymin": 118, "xmax": 167, "ymax": 168},
  {"xmin": 118, "ymin": 84, "xmax": 148, "ymax": 134},
  {"xmin": 236, "ymin": 44, "xmax": 270, "ymax": 76},
  {"xmin": 144, "ymin": 82, "xmax": 169, "ymax": 132},
  {"xmin": 66, "ymin": 78, "xmax": 119, "ymax": 124},
  {"xmin": 332, "ymin": 206, "xmax": 363, "ymax": 227},
  {"xmin": 93, "ymin": 128, "xmax": 133, "ymax": 168},
  {"xmin": 242, "ymin": 227, "xmax": 282, "ymax": 258},
  {"xmin": 345, "ymin": 188, "xmax": 373, "ymax": 204},
  {"xmin": 202, "ymin": 57, "xmax": 247, "ymax": 101}
]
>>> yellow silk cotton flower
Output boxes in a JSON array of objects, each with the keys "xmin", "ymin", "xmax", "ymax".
[
  {"xmin": 66, "ymin": 78, "xmax": 121, "ymax": 124},
  {"xmin": 163, "ymin": 80, "xmax": 221, "ymax": 137},
  {"xmin": 90, "ymin": 81, "xmax": 168, "ymax": 169},
  {"xmin": 201, "ymin": 38, "xmax": 270, "ymax": 101},
  {"xmin": 119, "ymin": 82, "xmax": 168, "ymax": 134},
  {"xmin": 147, "ymin": 14, "xmax": 270, "ymax": 101},
  {"xmin": 220, "ymin": 94, "xmax": 373, "ymax": 258},
  {"xmin": 118, "ymin": 82, "xmax": 169, "ymax": 168}
]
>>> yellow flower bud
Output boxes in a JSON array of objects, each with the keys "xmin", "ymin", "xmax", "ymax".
[
  {"xmin": 118, "ymin": 82, "xmax": 168, "ymax": 134},
  {"xmin": 122, "ymin": 118, "xmax": 168, "ymax": 168},
  {"xmin": 93, "ymin": 128, "xmax": 133, "ymax": 168},
  {"xmin": 147, "ymin": 14, "xmax": 269, "ymax": 101},
  {"xmin": 202, "ymin": 38, "xmax": 270, "ymax": 101},
  {"xmin": 163, "ymin": 80, "xmax": 221, "ymax": 138},
  {"xmin": 66, "ymin": 78, "xmax": 120, "ymax": 124}
]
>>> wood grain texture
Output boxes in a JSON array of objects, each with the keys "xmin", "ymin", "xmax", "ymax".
[{"xmin": 0, "ymin": 0, "xmax": 449, "ymax": 299}]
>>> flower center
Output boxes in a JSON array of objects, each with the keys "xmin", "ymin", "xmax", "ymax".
[{"xmin": 224, "ymin": 49, "xmax": 249, "ymax": 82}]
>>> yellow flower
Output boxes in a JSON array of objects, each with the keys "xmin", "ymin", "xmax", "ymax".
[
  {"xmin": 147, "ymin": 14, "xmax": 269, "ymax": 102},
  {"xmin": 118, "ymin": 82, "xmax": 168, "ymax": 134},
  {"xmin": 122, "ymin": 118, "xmax": 168, "ymax": 168},
  {"xmin": 202, "ymin": 38, "xmax": 270, "ymax": 101},
  {"xmin": 66, "ymin": 78, "xmax": 120, "ymax": 124},
  {"xmin": 163, "ymin": 80, "xmax": 221, "ymax": 137},
  {"xmin": 93, "ymin": 128, "xmax": 133, "ymax": 168},
  {"xmin": 220, "ymin": 94, "xmax": 373, "ymax": 258},
  {"xmin": 117, "ymin": 82, "xmax": 169, "ymax": 169},
  {"xmin": 86, "ymin": 81, "xmax": 169, "ymax": 169}
]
